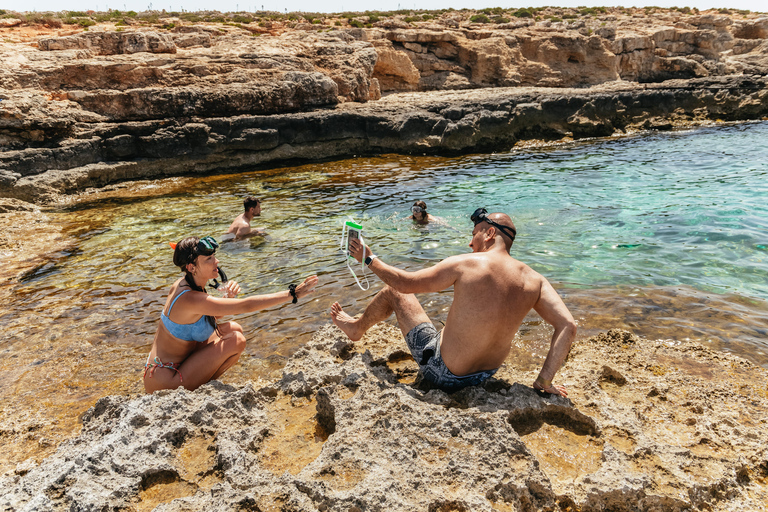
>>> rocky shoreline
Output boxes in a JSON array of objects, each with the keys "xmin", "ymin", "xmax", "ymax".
[
  {"xmin": 1, "ymin": 325, "xmax": 766, "ymax": 511},
  {"xmin": 1, "ymin": 8, "xmax": 767, "ymax": 205}
]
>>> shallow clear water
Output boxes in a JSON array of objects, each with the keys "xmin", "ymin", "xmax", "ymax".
[{"xmin": 1, "ymin": 121, "xmax": 768, "ymax": 469}]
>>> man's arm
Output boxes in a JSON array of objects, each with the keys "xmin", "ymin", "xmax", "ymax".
[
  {"xmin": 348, "ymin": 239, "xmax": 461, "ymax": 294},
  {"xmin": 235, "ymin": 225, "xmax": 251, "ymax": 237},
  {"xmin": 532, "ymin": 278, "xmax": 577, "ymax": 397}
]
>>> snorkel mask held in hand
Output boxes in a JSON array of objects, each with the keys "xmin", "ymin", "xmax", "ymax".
[{"xmin": 471, "ymin": 208, "xmax": 517, "ymax": 243}]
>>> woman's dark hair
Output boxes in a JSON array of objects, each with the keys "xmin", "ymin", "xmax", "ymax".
[
  {"xmin": 172, "ymin": 236, "xmax": 218, "ymax": 332},
  {"xmin": 413, "ymin": 200, "xmax": 427, "ymax": 210}
]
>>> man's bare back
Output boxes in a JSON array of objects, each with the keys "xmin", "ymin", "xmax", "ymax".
[
  {"xmin": 330, "ymin": 211, "xmax": 576, "ymax": 396},
  {"xmin": 438, "ymin": 251, "xmax": 547, "ymax": 375}
]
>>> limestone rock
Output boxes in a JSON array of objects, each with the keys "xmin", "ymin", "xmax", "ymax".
[
  {"xmin": 38, "ymin": 31, "xmax": 177, "ymax": 55},
  {"xmin": 1, "ymin": 12, "xmax": 767, "ymax": 202},
  {"xmin": 1, "ymin": 326, "xmax": 766, "ymax": 510}
]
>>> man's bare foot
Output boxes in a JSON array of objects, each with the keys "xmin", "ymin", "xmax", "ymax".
[{"xmin": 330, "ymin": 302, "xmax": 364, "ymax": 341}]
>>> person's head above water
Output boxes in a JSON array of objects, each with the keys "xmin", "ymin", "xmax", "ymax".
[
  {"xmin": 172, "ymin": 236, "xmax": 219, "ymax": 275},
  {"xmin": 411, "ymin": 200, "xmax": 428, "ymax": 221},
  {"xmin": 470, "ymin": 208, "xmax": 517, "ymax": 251},
  {"xmin": 244, "ymin": 196, "xmax": 261, "ymax": 215}
]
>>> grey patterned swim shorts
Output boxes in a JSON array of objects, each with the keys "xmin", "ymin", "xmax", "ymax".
[{"xmin": 404, "ymin": 322, "xmax": 498, "ymax": 392}]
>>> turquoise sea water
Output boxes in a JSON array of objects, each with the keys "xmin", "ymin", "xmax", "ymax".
[{"xmin": 2, "ymin": 122, "xmax": 768, "ymax": 408}]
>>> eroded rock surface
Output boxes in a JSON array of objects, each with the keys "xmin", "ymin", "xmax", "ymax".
[
  {"xmin": 1, "ymin": 10, "xmax": 768, "ymax": 206},
  {"xmin": 2, "ymin": 75, "xmax": 767, "ymax": 204},
  {"xmin": 2, "ymin": 326, "xmax": 766, "ymax": 511},
  {"xmin": 364, "ymin": 14, "xmax": 768, "ymax": 91}
]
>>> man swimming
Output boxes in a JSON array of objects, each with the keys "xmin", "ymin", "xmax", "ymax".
[
  {"xmin": 330, "ymin": 208, "xmax": 576, "ymax": 395},
  {"xmin": 224, "ymin": 196, "xmax": 265, "ymax": 240}
]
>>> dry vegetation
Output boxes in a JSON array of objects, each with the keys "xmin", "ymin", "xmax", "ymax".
[{"xmin": 0, "ymin": 5, "xmax": 762, "ymax": 41}]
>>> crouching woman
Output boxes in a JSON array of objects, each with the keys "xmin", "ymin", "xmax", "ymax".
[{"xmin": 144, "ymin": 236, "xmax": 318, "ymax": 393}]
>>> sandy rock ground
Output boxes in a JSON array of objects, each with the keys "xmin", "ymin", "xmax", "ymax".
[{"xmin": 1, "ymin": 324, "xmax": 765, "ymax": 511}]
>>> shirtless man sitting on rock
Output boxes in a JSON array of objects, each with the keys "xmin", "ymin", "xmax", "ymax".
[
  {"xmin": 330, "ymin": 208, "xmax": 576, "ymax": 396},
  {"xmin": 224, "ymin": 196, "xmax": 265, "ymax": 240}
]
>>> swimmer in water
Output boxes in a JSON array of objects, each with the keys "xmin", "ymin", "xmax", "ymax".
[
  {"xmin": 408, "ymin": 200, "xmax": 438, "ymax": 225},
  {"xmin": 223, "ymin": 196, "xmax": 266, "ymax": 241}
]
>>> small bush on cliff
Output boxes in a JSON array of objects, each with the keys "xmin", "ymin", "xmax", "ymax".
[
  {"xmin": 368, "ymin": 14, "xmax": 380, "ymax": 23},
  {"xmin": 493, "ymin": 16, "xmax": 510, "ymax": 23},
  {"xmin": 348, "ymin": 19, "xmax": 363, "ymax": 28},
  {"xmin": 0, "ymin": 9, "xmax": 6, "ymax": 15},
  {"xmin": 470, "ymin": 14, "xmax": 491, "ymax": 23},
  {"xmin": 76, "ymin": 18, "xmax": 96, "ymax": 27},
  {"xmin": 513, "ymin": 8, "xmax": 534, "ymax": 18},
  {"xmin": 481, "ymin": 7, "xmax": 504, "ymax": 15}
]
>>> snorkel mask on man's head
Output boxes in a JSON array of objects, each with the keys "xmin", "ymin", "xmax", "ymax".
[{"xmin": 471, "ymin": 208, "xmax": 517, "ymax": 243}]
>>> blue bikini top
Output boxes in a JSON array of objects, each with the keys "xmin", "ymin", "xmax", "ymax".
[{"xmin": 161, "ymin": 289, "xmax": 215, "ymax": 342}]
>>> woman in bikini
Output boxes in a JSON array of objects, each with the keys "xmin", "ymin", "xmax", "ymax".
[{"xmin": 144, "ymin": 235, "xmax": 318, "ymax": 393}]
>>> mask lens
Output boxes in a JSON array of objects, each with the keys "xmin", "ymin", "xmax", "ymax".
[
  {"xmin": 198, "ymin": 236, "xmax": 219, "ymax": 252},
  {"xmin": 412, "ymin": 206, "xmax": 423, "ymax": 214},
  {"xmin": 471, "ymin": 208, "xmax": 487, "ymax": 225}
]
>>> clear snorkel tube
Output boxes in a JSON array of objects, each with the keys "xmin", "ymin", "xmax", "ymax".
[{"xmin": 341, "ymin": 220, "xmax": 370, "ymax": 291}]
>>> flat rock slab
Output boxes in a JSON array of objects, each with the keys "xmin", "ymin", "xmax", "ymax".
[{"xmin": 1, "ymin": 325, "xmax": 767, "ymax": 511}]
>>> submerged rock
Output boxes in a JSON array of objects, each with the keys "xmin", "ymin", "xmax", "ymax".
[{"xmin": 1, "ymin": 325, "xmax": 766, "ymax": 510}]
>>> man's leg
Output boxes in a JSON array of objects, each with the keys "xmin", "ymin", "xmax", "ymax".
[{"xmin": 330, "ymin": 286, "xmax": 431, "ymax": 341}]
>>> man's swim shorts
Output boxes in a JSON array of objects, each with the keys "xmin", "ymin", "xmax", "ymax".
[{"xmin": 404, "ymin": 322, "xmax": 497, "ymax": 392}]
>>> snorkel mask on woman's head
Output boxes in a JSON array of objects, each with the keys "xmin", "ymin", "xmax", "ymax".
[
  {"xmin": 196, "ymin": 236, "xmax": 219, "ymax": 254},
  {"xmin": 471, "ymin": 208, "xmax": 517, "ymax": 242},
  {"xmin": 171, "ymin": 236, "xmax": 220, "ymax": 270}
]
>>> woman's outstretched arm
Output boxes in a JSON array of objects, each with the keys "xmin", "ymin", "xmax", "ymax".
[{"xmin": 185, "ymin": 275, "xmax": 318, "ymax": 317}]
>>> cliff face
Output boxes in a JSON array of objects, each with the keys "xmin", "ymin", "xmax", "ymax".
[
  {"xmin": 367, "ymin": 14, "xmax": 768, "ymax": 91},
  {"xmin": 2, "ymin": 326, "xmax": 766, "ymax": 511},
  {"xmin": 1, "ymin": 10, "xmax": 767, "ymax": 205}
]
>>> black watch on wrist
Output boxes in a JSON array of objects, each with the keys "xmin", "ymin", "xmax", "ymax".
[
  {"xmin": 288, "ymin": 284, "xmax": 298, "ymax": 304},
  {"xmin": 364, "ymin": 255, "xmax": 377, "ymax": 266}
]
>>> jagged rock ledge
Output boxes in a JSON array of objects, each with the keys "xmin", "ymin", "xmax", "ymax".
[
  {"xmin": 2, "ymin": 325, "xmax": 766, "ymax": 511},
  {"xmin": 2, "ymin": 74, "xmax": 768, "ymax": 204}
]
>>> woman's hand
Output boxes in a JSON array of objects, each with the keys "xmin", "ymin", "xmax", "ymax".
[
  {"xmin": 222, "ymin": 280, "xmax": 241, "ymax": 298},
  {"xmin": 295, "ymin": 275, "xmax": 318, "ymax": 299}
]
